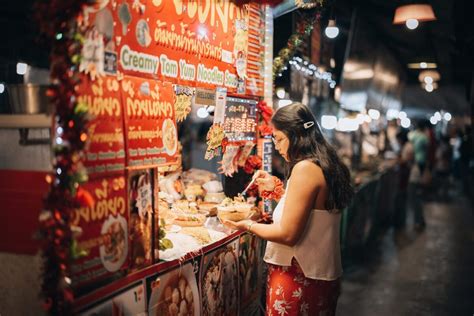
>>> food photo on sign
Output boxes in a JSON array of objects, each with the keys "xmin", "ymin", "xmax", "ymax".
[
  {"xmin": 147, "ymin": 261, "xmax": 201, "ymax": 316},
  {"xmin": 201, "ymin": 238, "xmax": 240, "ymax": 316}
]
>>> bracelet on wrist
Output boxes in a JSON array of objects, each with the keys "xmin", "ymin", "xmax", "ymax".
[{"xmin": 247, "ymin": 221, "xmax": 255, "ymax": 232}]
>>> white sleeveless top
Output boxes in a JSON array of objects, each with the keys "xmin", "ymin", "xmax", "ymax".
[{"xmin": 263, "ymin": 181, "xmax": 343, "ymax": 280}]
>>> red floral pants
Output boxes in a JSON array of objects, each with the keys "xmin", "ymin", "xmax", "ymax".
[{"xmin": 266, "ymin": 259, "xmax": 340, "ymax": 316}]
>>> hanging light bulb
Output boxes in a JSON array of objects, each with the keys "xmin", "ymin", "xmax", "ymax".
[
  {"xmin": 405, "ymin": 18, "xmax": 419, "ymax": 29},
  {"xmin": 325, "ymin": 19, "xmax": 339, "ymax": 39}
]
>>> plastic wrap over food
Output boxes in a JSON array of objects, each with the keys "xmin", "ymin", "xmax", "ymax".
[{"xmin": 202, "ymin": 180, "xmax": 223, "ymax": 193}]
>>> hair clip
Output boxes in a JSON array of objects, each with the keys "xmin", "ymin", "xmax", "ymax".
[{"xmin": 303, "ymin": 121, "xmax": 315, "ymax": 129}]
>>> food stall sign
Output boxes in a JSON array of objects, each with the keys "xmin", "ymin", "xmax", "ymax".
[
  {"xmin": 195, "ymin": 88, "xmax": 216, "ymax": 106},
  {"xmin": 121, "ymin": 76, "xmax": 178, "ymax": 167},
  {"xmin": 71, "ymin": 175, "xmax": 129, "ymax": 294},
  {"xmin": 223, "ymin": 96, "xmax": 257, "ymax": 141},
  {"xmin": 83, "ymin": 1, "xmax": 262, "ymax": 92},
  {"xmin": 76, "ymin": 75, "xmax": 126, "ymax": 178}
]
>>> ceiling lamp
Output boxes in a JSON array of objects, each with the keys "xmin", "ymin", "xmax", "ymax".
[
  {"xmin": 325, "ymin": 19, "xmax": 339, "ymax": 39},
  {"xmin": 393, "ymin": 4, "xmax": 437, "ymax": 30},
  {"xmin": 407, "ymin": 62, "xmax": 437, "ymax": 69},
  {"xmin": 418, "ymin": 70, "xmax": 440, "ymax": 83}
]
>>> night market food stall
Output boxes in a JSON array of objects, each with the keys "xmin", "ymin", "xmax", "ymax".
[
  {"xmin": 33, "ymin": 1, "xmax": 282, "ymax": 314},
  {"xmin": 1, "ymin": 0, "xmax": 401, "ymax": 314}
]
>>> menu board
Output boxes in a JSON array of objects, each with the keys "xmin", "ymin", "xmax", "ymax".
[
  {"xmin": 77, "ymin": 75, "xmax": 125, "ymax": 177},
  {"xmin": 147, "ymin": 261, "xmax": 201, "ymax": 316},
  {"xmin": 223, "ymin": 97, "xmax": 257, "ymax": 141},
  {"xmin": 200, "ymin": 238, "xmax": 239, "ymax": 316},
  {"xmin": 71, "ymin": 175, "xmax": 128, "ymax": 293},
  {"xmin": 121, "ymin": 76, "xmax": 178, "ymax": 167}
]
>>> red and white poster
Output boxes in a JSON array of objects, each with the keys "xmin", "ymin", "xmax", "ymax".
[
  {"xmin": 121, "ymin": 75, "xmax": 178, "ymax": 167},
  {"xmin": 71, "ymin": 174, "xmax": 129, "ymax": 293},
  {"xmin": 77, "ymin": 74, "xmax": 126, "ymax": 177}
]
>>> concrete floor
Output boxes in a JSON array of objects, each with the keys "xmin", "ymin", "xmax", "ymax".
[{"xmin": 337, "ymin": 190, "xmax": 474, "ymax": 316}]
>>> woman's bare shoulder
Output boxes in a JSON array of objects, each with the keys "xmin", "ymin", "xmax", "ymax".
[{"xmin": 292, "ymin": 160, "xmax": 325, "ymax": 184}]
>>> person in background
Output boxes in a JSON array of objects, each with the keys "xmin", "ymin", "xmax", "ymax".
[
  {"xmin": 394, "ymin": 130, "xmax": 413, "ymax": 229},
  {"xmin": 451, "ymin": 128, "xmax": 463, "ymax": 179},
  {"xmin": 459, "ymin": 125, "xmax": 473, "ymax": 197},
  {"xmin": 434, "ymin": 135, "xmax": 453, "ymax": 201},
  {"xmin": 223, "ymin": 103, "xmax": 354, "ymax": 315},
  {"xmin": 408, "ymin": 120, "xmax": 429, "ymax": 230},
  {"xmin": 425, "ymin": 124, "xmax": 437, "ymax": 200}
]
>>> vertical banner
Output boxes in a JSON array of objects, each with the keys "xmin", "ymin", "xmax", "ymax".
[
  {"xmin": 201, "ymin": 238, "xmax": 239, "ymax": 316},
  {"xmin": 121, "ymin": 76, "xmax": 178, "ymax": 167},
  {"xmin": 71, "ymin": 175, "xmax": 128, "ymax": 294},
  {"xmin": 258, "ymin": 137, "xmax": 273, "ymax": 213},
  {"xmin": 77, "ymin": 75, "xmax": 125, "ymax": 177},
  {"xmin": 78, "ymin": 282, "xmax": 146, "ymax": 316},
  {"xmin": 147, "ymin": 260, "xmax": 202, "ymax": 316},
  {"xmin": 246, "ymin": 3, "xmax": 266, "ymax": 97}
]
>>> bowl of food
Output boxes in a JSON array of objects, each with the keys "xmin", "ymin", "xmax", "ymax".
[
  {"xmin": 216, "ymin": 198, "xmax": 253, "ymax": 222},
  {"xmin": 173, "ymin": 213, "xmax": 206, "ymax": 227},
  {"xmin": 197, "ymin": 202, "xmax": 218, "ymax": 216}
]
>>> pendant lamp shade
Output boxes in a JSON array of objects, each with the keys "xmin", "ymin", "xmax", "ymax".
[{"xmin": 393, "ymin": 4, "xmax": 436, "ymax": 24}]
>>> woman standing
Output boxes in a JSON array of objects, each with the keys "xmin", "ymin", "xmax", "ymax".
[{"xmin": 223, "ymin": 103, "xmax": 353, "ymax": 315}]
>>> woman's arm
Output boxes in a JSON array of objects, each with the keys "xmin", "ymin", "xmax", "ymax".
[{"xmin": 224, "ymin": 161, "xmax": 323, "ymax": 246}]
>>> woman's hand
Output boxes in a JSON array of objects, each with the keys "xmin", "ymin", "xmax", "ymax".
[
  {"xmin": 222, "ymin": 219, "xmax": 253, "ymax": 231},
  {"xmin": 252, "ymin": 170, "xmax": 275, "ymax": 193}
]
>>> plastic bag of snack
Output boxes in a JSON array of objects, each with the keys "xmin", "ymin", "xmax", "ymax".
[{"xmin": 236, "ymin": 141, "xmax": 255, "ymax": 167}]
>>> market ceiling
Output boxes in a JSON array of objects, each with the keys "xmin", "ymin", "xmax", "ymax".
[
  {"xmin": 2, "ymin": 0, "xmax": 472, "ymax": 114},
  {"xmin": 331, "ymin": 0, "xmax": 473, "ymax": 115}
]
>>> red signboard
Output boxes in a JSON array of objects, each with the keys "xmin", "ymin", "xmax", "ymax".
[
  {"xmin": 71, "ymin": 175, "xmax": 129, "ymax": 293},
  {"xmin": 77, "ymin": 75, "xmax": 126, "ymax": 177},
  {"xmin": 121, "ymin": 75, "xmax": 178, "ymax": 167},
  {"xmin": 81, "ymin": 1, "xmax": 265, "ymax": 94}
]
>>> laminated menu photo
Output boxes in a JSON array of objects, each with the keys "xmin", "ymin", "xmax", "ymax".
[{"xmin": 128, "ymin": 169, "xmax": 154, "ymax": 271}]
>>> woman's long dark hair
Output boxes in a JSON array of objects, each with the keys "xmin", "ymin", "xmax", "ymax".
[{"xmin": 272, "ymin": 103, "xmax": 354, "ymax": 210}]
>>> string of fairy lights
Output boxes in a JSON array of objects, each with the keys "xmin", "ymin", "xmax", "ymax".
[{"xmin": 279, "ymin": 56, "xmax": 336, "ymax": 88}]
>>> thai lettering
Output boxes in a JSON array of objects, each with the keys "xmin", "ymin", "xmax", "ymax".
[
  {"xmin": 126, "ymin": 97, "xmax": 173, "ymax": 118},
  {"xmin": 72, "ymin": 179, "xmax": 126, "ymax": 225},
  {"xmin": 78, "ymin": 95, "xmax": 121, "ymax": 117}
]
